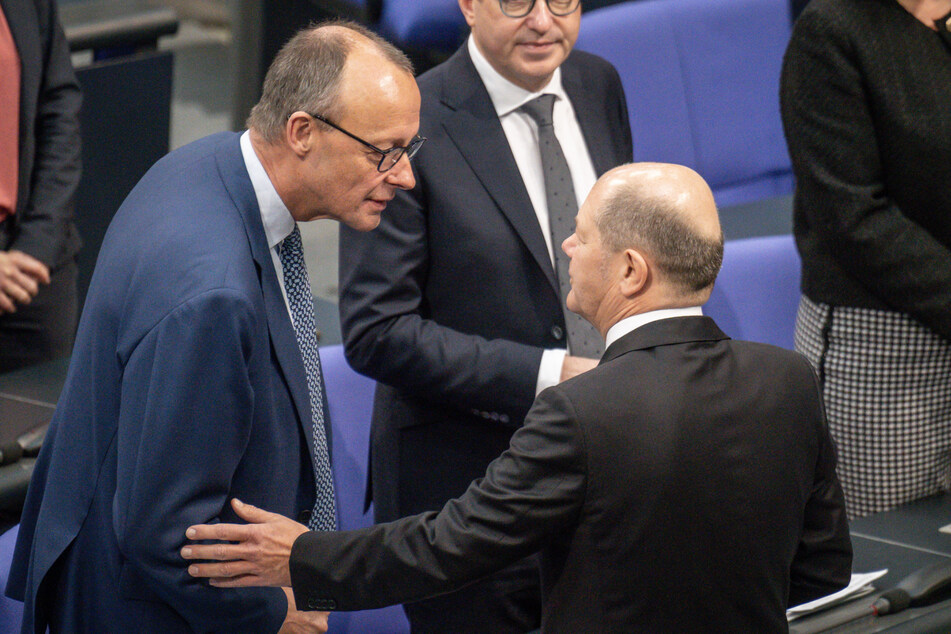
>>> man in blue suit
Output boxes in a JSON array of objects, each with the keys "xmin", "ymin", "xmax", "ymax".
[{"xmin": 5, "ymin": 21, "xmax": 421, "ymax": 633}]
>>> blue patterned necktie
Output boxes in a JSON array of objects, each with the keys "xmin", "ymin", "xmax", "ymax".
[{"xmin": 279, "ymin": 225, "xmax": 337, "ymax": 531}]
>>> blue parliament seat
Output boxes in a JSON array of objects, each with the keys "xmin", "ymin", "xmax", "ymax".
[
  {"xmin": 375, "ymin": 0, "xmax": 634, "ymax": 63},
  {"xmin": 378, "ymin": 0, "xmax": 467, "ymax": 54},
  {"xmin": 0, "ymin": 525, "xmax": 23, "ymax": 631},
  {"xmin": 575, "ymin": 0, "xmax": 794, "ymax": 207},
  {"xmin": 322, "ymin": 344, "xmax": 411, "ymax": 633},
  {"xmin": 704, "ymin": 235, "xmax": 802, "ymax": 350}
]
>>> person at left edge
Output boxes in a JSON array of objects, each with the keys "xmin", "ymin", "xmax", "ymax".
[
  {"xmin": 5, "ymin": 21, "xmax": 421, "ymax": 633},
  {"xmin": 0, "ymin": 0, "xmax": 82, "ymax": 373}
]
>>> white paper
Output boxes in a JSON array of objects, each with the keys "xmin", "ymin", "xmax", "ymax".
[{"xmin": 786, "ymin": 569, "xmax": 888, "ymax": 621}]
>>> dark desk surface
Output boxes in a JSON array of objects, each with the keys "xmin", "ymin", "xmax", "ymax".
[
  {"xmin": 792, "ymin": 494, "xmax": 951, "ymax": 633},
  {"xmin": 0, "ymin": 357, "xmax": 69, "ymax": 408},
  {"xmin": 849, "ymin": 493, "xmax": 951, "ymax": 584},
  {"xmin": 0, "ymin": 358, "xmax": 70, "ymax": 523}
]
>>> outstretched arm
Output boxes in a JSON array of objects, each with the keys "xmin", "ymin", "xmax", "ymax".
[{"xmin": 184, "ymin": 387, "xmax": 588, "ymax": 612}]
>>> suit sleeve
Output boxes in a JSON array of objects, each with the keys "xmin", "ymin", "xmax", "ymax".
[
  {"xmin": 788, "ymin": 363, "xmax": 852, "ymax": 607},
  {"xmin": 112, "ymin": 289, "xmax": 286, "ymax": 632},
  {"xmin": 780, "ymin": 11, "xmax": 951, "ymax": 339},
  {"xmin": 12, "ymin": 0, "xmax": 81, "ymax": 268},
  {"xmin": 288, "ymin": 387, "xmax": 586, "ymax": 610},
  {"xmin": 338, "ymin": 183, "xmax": 544, "ymax": 418}
]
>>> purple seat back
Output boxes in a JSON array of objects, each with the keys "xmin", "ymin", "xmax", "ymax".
[
  {"xmin": 576, "ymin": 0, "xmax": 794, "ymax": 207},
  {"xmin": 704, "ymin": 235, "xmax": 802, "ymax": 349},
  {"xmin": 322, "ymin": 344, "xmax": 411, "ymax": 633}
]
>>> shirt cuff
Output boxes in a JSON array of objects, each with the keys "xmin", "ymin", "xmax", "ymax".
[{"xmin": 536, "ymin": 348, "xmax": 567, "ymax": 396}]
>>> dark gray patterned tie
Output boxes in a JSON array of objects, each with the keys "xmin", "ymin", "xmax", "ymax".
[
  {"xmin": 279, "ymin": 225, "xmax": 337, "ymax": 531},
  {"xmin": 520, "ymin": 94, "xmax": 603, "ymax": 358}
]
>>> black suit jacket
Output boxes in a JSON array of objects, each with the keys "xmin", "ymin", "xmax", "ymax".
[
  {"xmin": 0, "ymin": 0, "xmax": 81, "ymax": 268},
  {"xmin": 290, "ymin": 317, "xmax": 852, "ymax": 632},
  {"xmin": 338, "ymin": 44, "xmax": 633, "ymax": 522}
]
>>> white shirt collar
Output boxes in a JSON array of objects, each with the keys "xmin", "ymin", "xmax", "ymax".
[
  {"xmin": 604, "ymin": 307, "xmax": 705, "ymax": 351},
  {"xmin": 467, "ymin": 34, "xmax": 568, "ymax": 118},
  {"xmin": 239, "ymin": 131, "xmax": 296, "ymax": 250}
]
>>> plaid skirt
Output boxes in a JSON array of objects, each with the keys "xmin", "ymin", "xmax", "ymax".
[{"xmin": 795, "ymin": 295, "xmax": 951, "ymax": 518}]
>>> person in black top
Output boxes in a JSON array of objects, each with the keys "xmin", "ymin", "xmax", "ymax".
[{"xmin": 781, "ymin": 0, "xmax": 951, "ymax": 517}]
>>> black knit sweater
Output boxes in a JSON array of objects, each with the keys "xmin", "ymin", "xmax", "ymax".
[{"xmin": 781, "ymin": 0, "xmax": 951, "ymax": 341}]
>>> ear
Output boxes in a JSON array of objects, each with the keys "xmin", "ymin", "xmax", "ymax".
[
  {"xmin": 618, "ymin": 248, "xmax": 649, "ymax": 298},
  {"xmin": 459, "ymin": 0, "xmax": 477, "ymax": 27},
  {"xmin": 285, "ymin": 111, "xmax": 317, "ymax": 158}
]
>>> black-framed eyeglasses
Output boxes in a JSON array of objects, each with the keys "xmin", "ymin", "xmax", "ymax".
[
  {"xmin": 499, "ymin": 0, "xmax": 581, "ymax": 18},
  {"xmin": 310, "ymin": 113, "xmax": 426, "ymax": 173}
]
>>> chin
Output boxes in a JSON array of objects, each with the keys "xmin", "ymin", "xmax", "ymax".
[
  {"xmin": 566, "ymin": 296, "xmax": 579, "ymax": 315},
  {"xmin": 344, "ymin": 210, "xmax": 383, "ymax": 233},
  {"xmin": 355, "ymin": 216, "xmax": 382, "ymax": 232}
]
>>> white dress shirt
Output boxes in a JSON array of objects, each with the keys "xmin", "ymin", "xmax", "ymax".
[
  {"xmin": 240, "ymin": 130, "xmax": 297, "ymax": 320},
  {"xmin": 604, "ymin": 307, "xmax": 705, "ymax": 351},
  {"xmin": 468, "ymin": 36, "xmax": 599, "ymax": 394}
]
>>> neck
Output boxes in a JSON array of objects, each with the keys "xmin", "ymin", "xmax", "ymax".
[
  {"xmin": 249, "ymin": 130, "xmax": 298, "ymax": 217},
  {"xmin": 593, "ymin": 295, "xmax": 662, "ymax": 338},
  {"xmin": 595, "ymin": 285, "xmax": 710, "ymax": 336}
]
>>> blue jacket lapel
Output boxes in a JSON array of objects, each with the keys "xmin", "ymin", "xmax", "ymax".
[{"xmin": 214, "ymin": 134, "xmax": 317, "ymax": 463}]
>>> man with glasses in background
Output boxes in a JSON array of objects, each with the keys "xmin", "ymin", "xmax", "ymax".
[
  {"xmin": 7, "ymin": 21, "xmax": 420, "ymax": 633},
  {"xmin": 338, "ymin": 1, "xmax": 632, "ymax": 631}
]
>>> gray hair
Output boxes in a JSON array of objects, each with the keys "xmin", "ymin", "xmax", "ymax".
[
  {"xmin": 247, "ymin": 20, "xmax": 413, "ymax": 143},
  {"xmin": 596, "ymin": 181, "xmax": 724, "ymax": 293}
]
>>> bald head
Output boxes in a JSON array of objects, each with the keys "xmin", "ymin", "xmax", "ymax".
[
  {"xmin": 593, "ymin": 163, "xmax": 724, "ymax": 298},
  {"xmin": 248, "ymin": 20, "xmax": 414, "ymax": 144}
]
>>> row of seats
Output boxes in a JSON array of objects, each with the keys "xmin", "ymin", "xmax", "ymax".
[
  {"xmin": 575, "ymin": 0, "xmax": 794, "ymax": 207},
  {"xmin": 335, "ymin": 0, "xmax": 633, "ymax": 58}
]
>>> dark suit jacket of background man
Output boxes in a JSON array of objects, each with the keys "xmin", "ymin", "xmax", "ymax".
[
  {"xmin": 338, "ymin": 44, "xmax": 633, "ymax": 525},
  {"xmin": 7, "ymin": 132, "xmax": 322, "ymax": 632},
  {"xmin": 290, "ymin": 316, "xmax": 852, "ymax": 633},
  {"xmin": 0, "ymin": 0, "xmax": 82, "ymax": 371}
]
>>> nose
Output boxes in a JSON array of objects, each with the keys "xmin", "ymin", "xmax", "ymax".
[
  {"xmin": 525, "ymin": 0, "xmax": 554, "ymax": 30},
  {"xmin": 562, "ymin": 233, "xmax": 576, "ymax": 257},
  {"xmin": 386, "ymin": 154, "xmax": 416, "ymax": 190}
]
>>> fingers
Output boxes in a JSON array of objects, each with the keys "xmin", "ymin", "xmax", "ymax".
[
  {"xmin": 186, "ymin": 559, "xmax": 258, "ymax": 581},
  {"xmin": 0, "ymin": 250, "xmax": 46, "ymax": 307},
  {"xmin": 7, "ymin": 251, "xmax": 51, "ymax": 284},
  {"xmin": 231, "ymin": 497, "xmax": 281, "ymax": 524},
  {"xmin": 0, "ymin": 290, "xmax": 15, "ymax": 313},
  {"xmin": 185, "ymin": 521, "xmax": 252, "ymax": 543},
  {"xmin": 181, "ymin": 540, "xmax": 249, "ymax": 562},
  {"xmin": 0, "ymin": 268, "xmax": 38, "ymax": 305}
]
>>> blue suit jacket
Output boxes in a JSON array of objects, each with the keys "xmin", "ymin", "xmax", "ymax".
[{"xmin": 6, "ymin": 133, "xmax": 321, "ymax": 632}]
